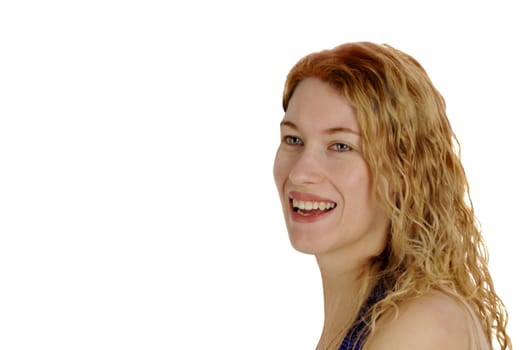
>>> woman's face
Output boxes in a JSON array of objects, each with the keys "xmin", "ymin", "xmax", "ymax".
[{"xmin": 273, "ymin": 78, "xmax": 390, "ymax": 261}]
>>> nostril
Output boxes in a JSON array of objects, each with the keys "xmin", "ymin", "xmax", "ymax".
[{"xmin": 288, "ymin": 170, "xmax": 324, "ymax": 185}]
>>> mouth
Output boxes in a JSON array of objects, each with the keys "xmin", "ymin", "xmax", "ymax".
[{"xmin": 289, "ymin": 198, "xmax": 337, "ymax": 217}]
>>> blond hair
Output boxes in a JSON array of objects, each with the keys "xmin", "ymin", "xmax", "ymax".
[{"xmin": 282, "ymin": 42, "xmax": 511, "ymax": 349}]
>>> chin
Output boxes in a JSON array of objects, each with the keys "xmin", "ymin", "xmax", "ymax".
[{"xmin": 288, "ymin": 231, "xmax": 334, "ymax": 255}]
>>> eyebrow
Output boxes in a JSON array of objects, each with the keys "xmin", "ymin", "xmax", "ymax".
[{"xmin": 279, "ymin": 120, "xmax": 361, "ymax": 136}]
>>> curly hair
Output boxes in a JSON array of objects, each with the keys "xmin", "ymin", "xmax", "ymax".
[{"xmin": 282, "ymin": 42, "xmax": 511, "ymax": 349}]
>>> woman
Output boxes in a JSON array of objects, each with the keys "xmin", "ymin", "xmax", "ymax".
[{"xmin": 273, "ymin": 42, "xmax": 511, "ymax": 349}]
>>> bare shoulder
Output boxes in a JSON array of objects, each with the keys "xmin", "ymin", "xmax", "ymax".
[{"xmin": 365, "ymin": 292, "xmax": 470, "ymax": 350}]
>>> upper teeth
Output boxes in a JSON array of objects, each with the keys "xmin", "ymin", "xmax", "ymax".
[{"xmin": 292, "ymin": 199, "xmax": 336, "ymax": 211}]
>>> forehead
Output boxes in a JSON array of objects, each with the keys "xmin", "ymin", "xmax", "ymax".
[{"xmin": 283, "ymin": 78, "xmax": 359, "ymax": 132}]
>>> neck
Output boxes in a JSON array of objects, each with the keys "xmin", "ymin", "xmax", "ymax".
[{"xmin": 315, "ymin": 254, "xmax": 371, "ymax": 350}]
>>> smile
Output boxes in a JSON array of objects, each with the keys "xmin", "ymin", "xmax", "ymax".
[{"xmin": 290, "ymin": 199, "xmax": 337, "ymax": 217}]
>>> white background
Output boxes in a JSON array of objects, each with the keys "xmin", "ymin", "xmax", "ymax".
[{"xmin": 1, "ymin": 1, "xmax": 525, "ymax": 349}]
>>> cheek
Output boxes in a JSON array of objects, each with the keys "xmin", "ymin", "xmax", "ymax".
[
  {"xmin": 336, "ymin": 164, "xmax": 375, "ymax": 202},
  {"xmin": 273, "ymin": 151, "xmax": 287, "ymax": 187}
]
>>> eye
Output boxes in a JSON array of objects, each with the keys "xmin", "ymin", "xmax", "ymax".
[
  {"xmin": 283, "ymin": 135, "xmax": 303, "ymax": 146},
  {"xmin": 330, "ymin": 143, "xmax": 352, "ymax": 152}
]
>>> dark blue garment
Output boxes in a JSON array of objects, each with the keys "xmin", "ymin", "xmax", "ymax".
[{"xmin": 338, "ymin": 283, "xmax": 386, "ymax": 350}]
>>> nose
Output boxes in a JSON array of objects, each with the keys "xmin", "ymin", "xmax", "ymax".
[{"xmin": 288, "ymin": 147, "xmax": 325, "ymax": 185}]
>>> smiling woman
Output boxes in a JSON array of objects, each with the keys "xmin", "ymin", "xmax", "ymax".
[
  {"xmin": 274, "ymin": 78, "xmax": 388, "ymax": 260},
  {"xmin": 273, "ymin": 42, "xmax": 512, "ymax": 350}
]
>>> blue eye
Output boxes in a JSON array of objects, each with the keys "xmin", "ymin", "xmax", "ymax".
[
  {"xmin": 284, "ymin": 135, "xmax": 303, "ymax": 146},
  {"xmin": 330, "ymin": 143, "xmax": 352, "ymax": 152}
]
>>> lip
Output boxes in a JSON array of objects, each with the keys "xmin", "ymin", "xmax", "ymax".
[
  {"xmin": 287, "ymin": 190, "xmax": 337, "ymax": 223},
  {"xmin": 288, "ymin": 190, "xmax": 336, "ymax": 203}
]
